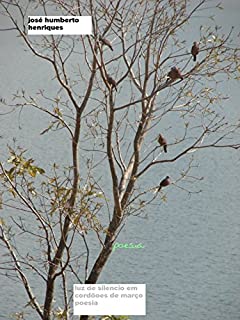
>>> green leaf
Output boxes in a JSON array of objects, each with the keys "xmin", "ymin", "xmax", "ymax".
[
  {"xmin": 35, "ymin": 167, "xmax": 45, "ymax": 175},
  {"xmin": 7, "ymin": 155, "xmax": 17, "ymax": 164},
  {"xmin": 7, "ymin": 167, "xmax": 15, "ymax": 181},
  {"xmin": 28, "ymin": 167, "xmax": 36, "ymax": 177},
  {"xmin": 53, "ymin": 107, "xmax": 62, "ymax": 117},
  {"xmin": 8, "ymin": 188, "xmax": 16, "ymax": 197}
]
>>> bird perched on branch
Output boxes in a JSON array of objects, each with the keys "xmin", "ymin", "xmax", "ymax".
[
  {"xmin": 191, "ymin": 41, "xmax": 199, "ymax": 62},
  {"xmin": 158, "ymin": 176, "xmax": 171, "ymax": 192},
  {"xmin": 99, "ymin": 36, "xmax": 113, "ymax": 51},
  {"xmin": 106, "ymin": 74, "xmax": 117, "ymax": 91},
  {"xmin": 167, "ymin": 67, "xmax": 183, "ymax": 82},
  {"xmin": 158, "ymin": 134, "xmax": 167, "ymax": 153}
]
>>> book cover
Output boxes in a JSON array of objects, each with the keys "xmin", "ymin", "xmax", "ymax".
[{"xmin": 0, "ymin": 1, "xmax": 239, "ymax": 319}]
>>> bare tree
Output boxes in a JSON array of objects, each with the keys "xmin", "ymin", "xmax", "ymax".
[{"xmin": 0, "ymin": 0, "xmax": 239, "ymax": 320}]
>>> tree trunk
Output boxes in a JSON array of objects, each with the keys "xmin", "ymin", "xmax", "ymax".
[{"xmin": 79, "ymin": 241, "xmax": 113, "ymax": 320}]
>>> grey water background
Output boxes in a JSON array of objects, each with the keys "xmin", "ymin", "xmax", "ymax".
[{"xmin": 0, "ymin": 1, "xmax": 240, "ymax": 320}]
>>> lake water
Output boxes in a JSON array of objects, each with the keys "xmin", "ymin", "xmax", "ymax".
[{"xmin": 0, "ymin": 1, "xmax": 240, "ymax": 319}]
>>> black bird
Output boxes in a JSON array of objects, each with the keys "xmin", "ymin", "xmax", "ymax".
[
  {"xmin": 191, "ymin": 42, "xmax": 199, "ymax": 62},
  {"xmin": 158, "ymin": 176, "xmax": 171, "ymax": 192},
  {"xmin": 106, "ymin": 75, "xmax": 117, "ymax": 91},
  {"xmin": 99, "ymin": 36, "xmax": 113, "ymax": 51},
  {"xmin": 158, "ymin": 134, "xmax": 167, "ymax": 153}
]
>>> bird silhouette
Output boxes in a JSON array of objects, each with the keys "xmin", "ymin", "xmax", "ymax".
[
  {"xmin": 191, "ymin": 42, "xmax": 199, "ymax": 62},
  {"xmin": 106, "ymin": 75, "xmax": 117, "ymax": 91},
  {"xmin": 99, "ymin": 36, "xmax": 113, "ymax": 51},
  {"xmin": 158, "ymin": 134, "xmax": 167, "ymax": 153},
  {"xmin": 167, "ymin": 67, "xmax": 183, "ymax": 82},
  {"xmin": 158, "ymin": 176, "xmax": 171, "ymax": 192}
]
